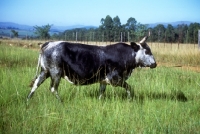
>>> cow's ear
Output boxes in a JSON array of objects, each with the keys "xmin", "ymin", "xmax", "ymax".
[{"xmin": 130, "ymin": 42, "xmax": 140, "ymax": 52}]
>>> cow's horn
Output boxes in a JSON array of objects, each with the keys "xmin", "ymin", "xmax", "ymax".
[
  {"xmin": 140, "ymin": 31, "xmax": 151, "ymax": 44},
  {"xmin": 139, "ymin": 36, "xmax": 148, "ymax": 44}
]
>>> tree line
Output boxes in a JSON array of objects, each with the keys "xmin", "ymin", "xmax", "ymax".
[{"xmin": 35, "ymin": 15, "xmax": 200, "ymax": 43}]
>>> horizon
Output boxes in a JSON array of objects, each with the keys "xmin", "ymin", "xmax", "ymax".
[
  {"xmin": 0, "ymin": 0, "xmax": 200, "ymax": 27},
  {"xmin": 0, "ymin": 20, "xmax": 198, "ymax": 28},
  {"xmin": 0, "ymin": 21, "xmax": 197, "ymax": 33}
]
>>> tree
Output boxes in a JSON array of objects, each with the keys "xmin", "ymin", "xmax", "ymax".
[
  {"xmin": 175, "ymin": 24, "xmax": 188, "ymax": 43},
  {"xmin": 165, "ymin": 24, "xmax": 175, "ymax": 43},
  {"xmin": 126, "ymin": 17, "xmax": 137, "ymax": 31},
  {"xmin": 51, "ymin": 33, "xmax": 60, "ymax": 40},
  {"xmin": 56, "ymin": 15, "xmax": 200, "ymax": 44},
  {"xmin": 11, "ymin": 29, "xmax": 18, "ymax": 37},
  {"xmin": 100, "ymin": 18, "xmax": 105, "ymax": 25},
  {"xmin": 104, "ymin": 15, "xmax": 113, "ymax": 30},
  {"xmin": 100, "ymin": 15, "xmax": 113, "ymax": 41},
  {"xmin": 113, "ymin": 16, "xmax": 121, "ymax": 28},
  {"xmin": 126, "ymin": 17, "xmax": 137, "ymax": 41},
  {"xmin": 153, "ymin": 24, "xmax": 166, "ymax": 42},
  {"xmin": 34, "ymin": 24, "xmax": 52, "ymax": 39},
  {"xmin": 188, "ymin": 23, "xmax": 200, "ymax": 43},
  {"xmin": 113, "ymin": 16, "xmax": 121, "ymax": 42},
  {"xmin": 135, "ymin": 23, "xmax": 148, "ymax": 41}
]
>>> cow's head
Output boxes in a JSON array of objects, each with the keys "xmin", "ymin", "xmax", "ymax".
[{"xmin": 131, "ymin": 36, "xmax": 157, "ymax": 68}]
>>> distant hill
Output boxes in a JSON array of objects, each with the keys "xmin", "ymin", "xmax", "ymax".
[
  {"xmin": 0, "ymin": 21, "xmax": 198, "ymax": 38},
  {"xmin": 147, "ymin": 21, "xmax": 193, "ymax": 28},
  {"xmin": 0, "ymin": 22, "xmax": 97, "ymax": 32},
  {"xmin": 51, "ymin": 25, "xmax": 97, "ymax": 32},
  {"xmin": 0, "ymin": 22, "xmax": 33, "ymax": 30},
  {"xmin": 0, "ymin": 21, "xmax": 196, "ymax": 32}
]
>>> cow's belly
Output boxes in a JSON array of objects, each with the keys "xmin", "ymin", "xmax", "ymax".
[{"xmin": 63, "ymin": 73, "xmax": 104, "ymax": 85}]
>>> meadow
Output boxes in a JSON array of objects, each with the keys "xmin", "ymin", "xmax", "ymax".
[{"xmin": 0, "ymin": 40, "xmax": 200, "ymax": 133}]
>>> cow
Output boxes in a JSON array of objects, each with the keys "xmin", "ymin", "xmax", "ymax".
[{"xmin": 27, "ymin": 36, "xmax": 156, "ymax": 102}]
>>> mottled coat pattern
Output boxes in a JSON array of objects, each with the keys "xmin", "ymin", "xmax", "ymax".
[{"xmin": 27, "ymin": 36, "xmax": 156, "ymax": 101}]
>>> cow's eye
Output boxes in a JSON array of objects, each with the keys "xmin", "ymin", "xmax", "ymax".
[{"xmin": 145, "ymin": 50, "xmax": 150, "ymax": 55}]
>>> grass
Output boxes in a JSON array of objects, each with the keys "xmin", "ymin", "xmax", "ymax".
[
  {"xmin": 149, "ymin": 42, "xmax": 200, "ymax": 67},
  {"xmin": 0, "ymin": 41, "xmax": 200, "ymax": 133}
]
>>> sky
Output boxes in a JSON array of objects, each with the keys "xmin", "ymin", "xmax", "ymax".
[{"xmin": 0, "ymin": 0, "xmax": 200, "ymax": 27}]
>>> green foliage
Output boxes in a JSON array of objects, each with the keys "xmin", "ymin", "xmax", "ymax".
[
  {"xmin": 112, "ymin": 16, "xmax": 121, "ymax": 42},
  {"xmin": 166, "ymin": 24, "xmax": 175, "ymax": 43},
  {"xmin": 126, "ymin": 17, "xmax": 137, "ymax": 41},
  {"xmin": 60, "ymin": 16, "xmax": 200, "ymax": 44},
  {"xmin": 11, "ymin": 29, "xmax": 18, "ymax": 37},
  {"xmin": 187, "ymin": 23, "xmax": 200, "ymax": 43},
  {"xmin": 126, "ymin": 17, "xmax": 137, "ymax": 31},
  {"xmin": 102, "ymin": 15, "xmax": 114, "ymax": 41},
  {"xmin": 135, "ymin": 23, "xmax": 148, "ymax": 41},
  {"xmin": 62, "ymin": 16, "xmax": 148, "ymax": 42},
  {"xmin": 34, "ymin": 24, "xmax": 52, "ymax": 40},
  {"xmin": 153, "ymin": 24, "xmax": 166, "ymax": 42}
]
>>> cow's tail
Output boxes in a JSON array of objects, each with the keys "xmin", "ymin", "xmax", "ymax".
[
  {"xmin": 35, "ymin": 42, "xmax": 48, "ymax": 77},
  {"xmin": 29, "ymin": 52, "xmax": 42, "ymax": 87},
  {"xmin": 29, "ymin": 43, "xmax": 45, "ymax": 87},
  {"xmin": 35, "ymin": 53, "xmax": 42, "ymax": 77}
]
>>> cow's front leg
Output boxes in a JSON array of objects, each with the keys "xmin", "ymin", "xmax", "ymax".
[
  {"xmin": 111, "ymin": 80, "xmax": 133, "ymax": 99},
  {"xmin": 121, "ymin": 81, "xmax": 132, "ymax": 99},
  {"xmin": 106, "ymin": 70, "xmax": 133, "ymax": 99}
]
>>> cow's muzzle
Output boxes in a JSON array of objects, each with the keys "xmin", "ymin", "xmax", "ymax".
[{"xmin": 150, "ymin": 62, "xmax": 157, "ymax": 68}]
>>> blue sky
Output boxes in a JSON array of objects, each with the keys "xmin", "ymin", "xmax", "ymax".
[{"xmin": 0, "ymin": 0, "xmax": 200, "ymax": 26}]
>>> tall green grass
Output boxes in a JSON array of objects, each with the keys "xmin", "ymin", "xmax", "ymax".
[{"xmin": 0, "ymin": 42, "xmax": 200, "ymax": 133}]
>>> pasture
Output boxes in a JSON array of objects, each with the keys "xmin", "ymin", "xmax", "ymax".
[{"xmin": 0, "ymin": 40, "xmax": 200, "ymax": 133}]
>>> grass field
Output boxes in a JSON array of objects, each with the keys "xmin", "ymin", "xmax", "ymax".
[{"xmin": 0, "ymin": 40, "xmax": 200, "ymax": 133}]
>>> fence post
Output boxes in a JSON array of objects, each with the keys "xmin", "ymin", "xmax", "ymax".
[
  {"xmin": 76, "ymin": 32, "xmax": 77, "ymax": 43},
  {"xmin": 124, "ymin": 32, "xmax": 125, "ymax": 42},
  {"xmin": 198, "ymin": 30, "xmax": 200, "ymax": 49},
  {"xmin": 120, "ymin": 32, "xmax": 122, "ymax": 42},
  {"xmin": 128, "ymin": 32, "xmax": 129, "ymax": 42}
]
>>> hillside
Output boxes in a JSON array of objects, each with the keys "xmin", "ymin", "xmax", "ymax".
[
  {"xmin": 0, "ymin": 21, "xmax": 197, "ymax": 39},
  {"xmin": 0, "ymin": 22, "xmax": 97, "ymax": 32},
  {"xmin": 0, "ymin": 21, "xmax": 195, "ymax": 32},
  {"xmin": 147, "ymin": 21, "xmax": 192, "ymax": 28}
]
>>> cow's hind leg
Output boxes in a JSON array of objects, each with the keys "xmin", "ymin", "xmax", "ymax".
[
  {"xmin": 121, "ymin": 81, "xmax": 132, "ymax": 99},
  {"xmin": 49, "ymin": 69, "xmax": 62, "ymax": 102},
  {"xmin": 27, "ymin": 70, "xmax": 49, "ymax": 101},
  {"xmin": 99, "ymin": 83, "xmax": 107, "ymax": 99}
]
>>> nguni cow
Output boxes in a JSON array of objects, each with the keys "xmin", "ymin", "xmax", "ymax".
[{"xmin": 27, "ymin": 36, "xmax": 156, "ymax": 102}]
